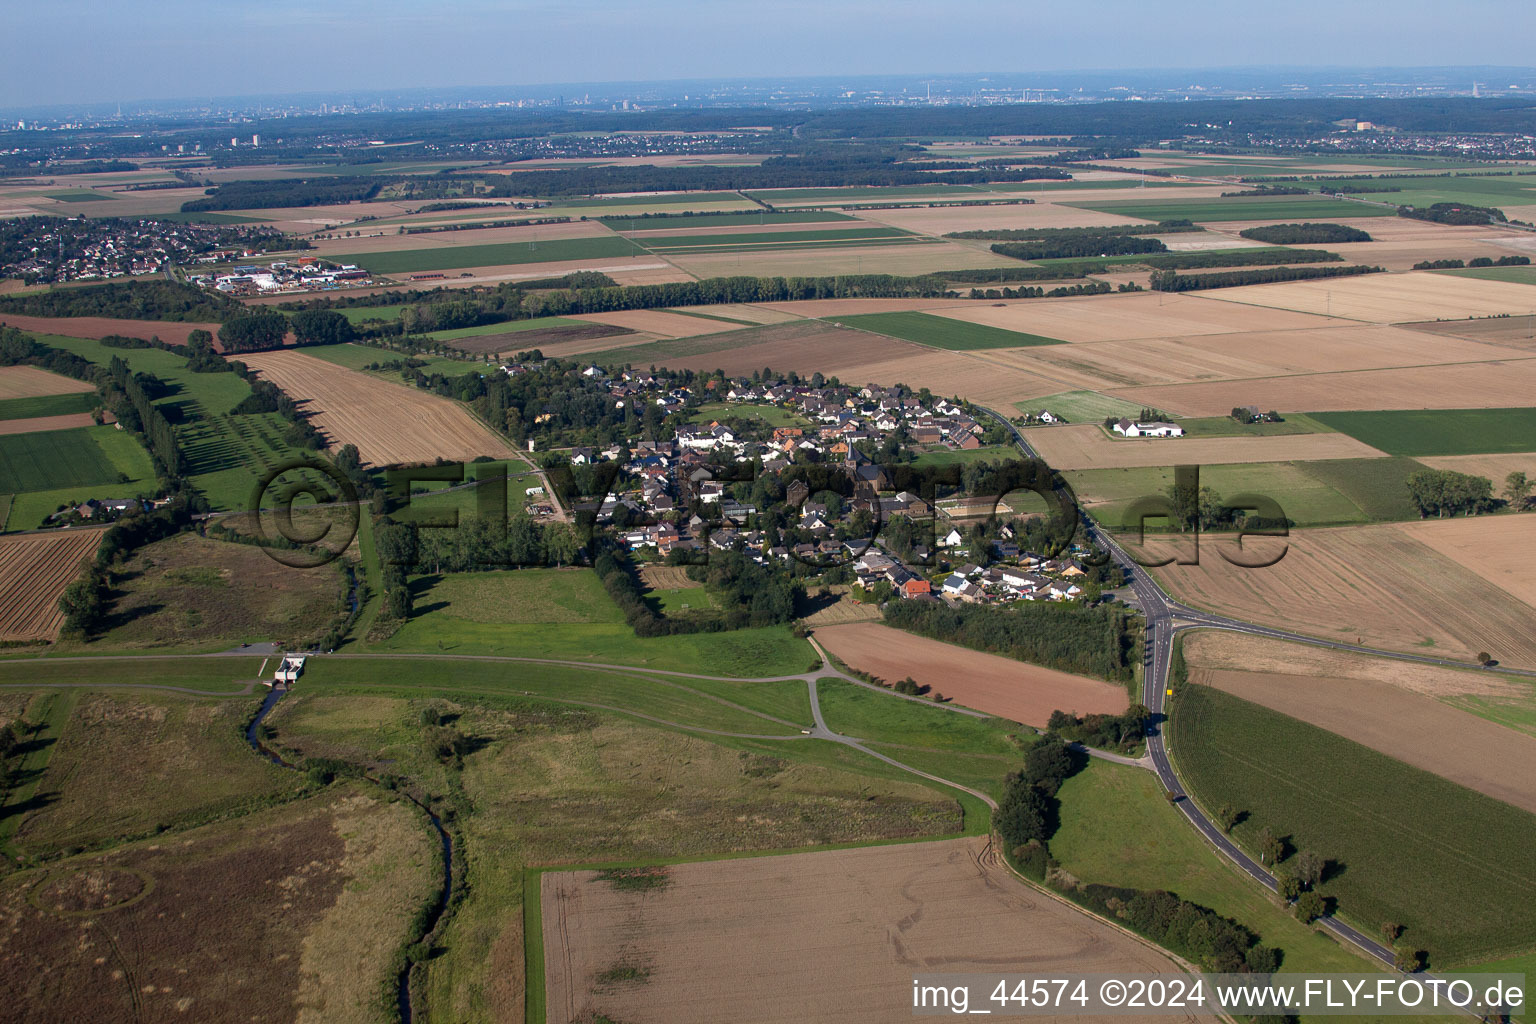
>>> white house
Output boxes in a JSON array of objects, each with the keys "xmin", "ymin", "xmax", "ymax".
[{"xmin": 1113, "ymin": 419, "xmax": 1185, "ymax": 438}]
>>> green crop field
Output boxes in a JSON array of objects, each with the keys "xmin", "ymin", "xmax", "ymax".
[
  {"xmin": 635, "ymin": 226, "xmax": 913, "ymax": 251},
  {"xmin": 0, "ymin": 426, "xmax": 127, "ymax": 493},
  {"xmin": 1439, "ymin": 265, "xmax": 1536, "ymax": 286},
  {"xmin": 1311, "ymin": 408, "xmax": 1536, "ymax": 456},
  {"xmin": 1296, "ymin": 456, "xmax": 1428, "ymax": 520},
  {"xmin": 329, "ymin": 305, "xmax": 405, "ymax": 324},
  {"xmin": 0, "ymin": 391, "xmax": 95, "ymax": 421},
  {"xmin": 1052, "ymin": 759, "xmax": 1398, "ymax": 977},
  {"xmin": 548, "ymin": 191, "xmax": 747, "ymax": 208},
  {"xmin": 37, "ymin": 334, "xmax": 307, "ymax": 511},
  {"xmin": 152, "ymin": 211, "xmax": 267, "ymax": 225},
  {"xmin": 745, "ymin": 184, "xmax": 989, "ymax": 203},
  {"xmin": 1066, "ymin": 195, "xmax": 1396, "ymax": 222},
  {"xmin": 1170, "ymin": 685, "xmax": 1536, "ymax": 967},
  {"xmin": 604, "ymin": 210, "xmax": 853, "ymax": 229},
  {"xmin": 987, "ymin": 179, "xmax": 1204, "ymax": 192},
  {"xmin": 329, "ymin": 236, "xmax": 645, "ymax": 275},
  {"xmin": 43, "ymin": 191, "xmax": 114, "ymax": 203},
  {"xmin": 1, "ymin": 425, "xmax": 156, "ymax": 532},
  {"xmin": 1328, "ymin": 173, "xmax": 1536, "ymax": 211},
  {"xmin": 830, "ymin": 311, "xmax": 1065, "ymax": 350}
]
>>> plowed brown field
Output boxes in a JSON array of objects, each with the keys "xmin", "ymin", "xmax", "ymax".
[
  {"xmin": 0, "ymin": 413, "xmax": 97, "ymax": 435},
  {"xmin": 1155, "ymin": 524, "xmax": 1536, "ymax": 668},
  {"xmin": 814, "ymin": 622, "xmax": 1128, "ymax": 725},
  {"xmin": 239, "ymin": 349, "xmax": 518, "ymax": 466},
  {"xmin": 1190, "ymin": 665, "xmax": 1536, "ymax": 814},
  {"xmin": 0, "ymin": 530, "xmax": 102, "ymax": 641},
  {"xmin": 543, "ymin": 837, "xmax": 1212, "ymax": 1024},
  {"xmin": 0, "ymin": 314, "xmax": 223, "ymax": 347}
]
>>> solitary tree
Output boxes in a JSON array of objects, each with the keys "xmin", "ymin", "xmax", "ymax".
[
  {"xmin": 1258, "ymin": 826, "xmax": 1284, "ymax": 865},
  {"xmin": 1294, "ymin": 890, "xmax": 1325, "ymax": 924},
  {"xmin": 1393, "ymin": 946, "xmax": 1423, "ymax": 973},
  {"xmin": 1381, "ymin": 921, "xmax": 1404, "ymax": 943},
  {"xmin": 1217, "ymin": 805, "xmax": 1241, "ymax": 833},
  {"xmin": 1295, "ymin": 850, "xmax": 1325, "ymax": 888},
  {"xmin": 1505, "ymin": 470, "xmax": 1531, "ymax": 509}
]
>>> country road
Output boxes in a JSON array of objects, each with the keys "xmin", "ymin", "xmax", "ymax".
[{"xmin": 977, "ymin": 403, "xmax": 1530, "ymax": 979}]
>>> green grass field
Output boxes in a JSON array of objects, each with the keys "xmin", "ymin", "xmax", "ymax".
[
  {"xmin": 909, "ymin": 444, "xmax": 1018, "ymax": 467},
  {"xmin": 548, "ymin": 191, "xmax": 747, "ymax": 208},
  {"xmin": 1170, "ymin": 685, "xmax": 1536, "ymax": 967},
  {"xmin": 1173, "ymin": 412, "xmax": 1335, "ymax": 438},
  {"xmin": 1070, "ymin": 461, "xmax": 1372, "ymax": 528},
  {"xmin": 604, "ymin": 210, "xmax": 853, "ymax": 229},
  {"xmin": 372, "ymin": 567, "xmax": 817, "ymax": 677},
  {"xmin": 1, "ymin": 425, "xmax": 157, "ymax": 531},
  {"xmin": 830, "ymin": 311, "xmax": 1064, "ymax": 350},
  {"xmin": 685, "ymin": 401, "xmax": 809, "ymax": 427},
  {"xmin": 1439, "ymin": 265, "xmax": 1536, "ymax": 286},
  {"xmin": 152, "ymin": 211, "xmax": 267, "ymax": 225},
  {"xmin": 1311, "ymin": 408, "xmax": 1536, "ymax": 456},
  {"xmin": 1019, "ymin": 391, "xmax": 1147, "ymax": 423},
  {"xmin": 43, "ymin": 191, "xmax": 113, "ymax": 203},
  {"xmin": 1443, "ymin": 678, "xmax": 1536, "ymax": 739},
  {"xmin": 1067, "ymin": 195, "xmax": 1396, "ymax": 222},
  {"xmin": 425, "ymin": 316, "xmax": 586, "ymax": 341},
  {"xmin": 1052, "ymin": 759, "xmax": 1397, "ymax": 978},
  {"xmin": 0, "ymin": 426, "xmax": 129, "ymax": 492},
  {"xmin": 1329, "ymin": 173, "xmax": 1536, "ymax": 212},
  {"xmin": 0, "ymin": 391, "xmax": 96, "ymax": 421},
  {"xmin": 815, "ymin": 679, "xmax": 1020, "ymax": 753},
  {"xmin": 329, "ymin": 236, "xmax": 645, "ymax": 275}
]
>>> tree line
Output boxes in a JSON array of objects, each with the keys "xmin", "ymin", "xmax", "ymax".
[
  {"xmin": 1412, "ymin": 255, "xmax": 1529, "ymax": 270},
  {"xmin": 0, "ymin": 280, "xmax": 238, "ymax": 322},
  {"xmin": 1238, "ymin": 222, "xmax": 1373, "ymax": 244},
  {"xmin": 946, "ymin": 221, "xmax": 1200, "ymax": 240},
  {"xmin": 881, "ymin": 599, "xmax": 1137, "ymax": 682},
  {"xmin": 991, "ymin": 235, "xmax": 1168, "ymax": 261},
  {"xmin": 1149, "ymin": 264, "xmax": 1382, "ymax": 292}
]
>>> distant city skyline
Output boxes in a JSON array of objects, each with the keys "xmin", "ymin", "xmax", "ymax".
[{"xmin": 4, "ymin": 0, "xmax": 1535, "ymax": 109}]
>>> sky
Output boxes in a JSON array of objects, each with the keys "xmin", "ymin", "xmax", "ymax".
[{"xmin": 4, "ymin": 0, "xmax": 1535, "ymax": 108}]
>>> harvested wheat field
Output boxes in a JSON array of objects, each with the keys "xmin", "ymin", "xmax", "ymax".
[
  {"xmin": 1024, "ymin": 424, "xmax": 1386, "ymax": 469},
  {"xmin": 0, "ymin": 412, "xmax": 97, "ymax": 435},
  {"xmin": 1110, "ymin": 357, "xmax": 1536, "ymax": 416},
  {"xmin": 991, "ymin": 324, "xmax": 1518, "ymax": 392},
  {"xmin": 0, "ymin": 365, "xmax": 95, "ymax": 400},
  {"xmin": 624, "ymin": 321, "xmax": 1062, "ymax": 406},
  {"xmin": 0, "ymin": 530, "xmax": 101, "ymax": 641},
  {"xmin": 1401, "ymin": 315, "xmax": 1536, "ymax": 350},
  {"xmin": 815, "ymin": 622, "xmax": 1127, "ymax": 725},
  {"xmin": 573, "ymin": 309, "xmax": 747, "ymax": 338},
  {"xmin": 1154, "ymin": 524, "xmax": 1536, "ymax": 668},
  {"xmin": 854, "ymin": 202, "xmax": 1145, "ymax": 235},
  {"xmin": 670, "ymin": 303, "xmax": 804, "ymax": 325},
  {"xmin": 929, "ymin": 291, "xmax": 1342, "ymax": 343},
  {"xmin": 308, "ymin": 218, "xmax": 609, "ymax": 255},
  {"xmin": 1396, "ymin": 515, "xmax": 1536, "ymax": 608},
  {"xmin": 239, "ymin": 349, "xmax": 518, "ymax": 466},
  {"xmin": 543, "ymin": 837, "xmax": 1210, "ymax": 1024},
  {"xmin": 1185, "ymin": 635, "xmax": 1536, "ymax": 814},
  {"xmin": 0, "ymin": 313, "xmax": 224, "ymax": 347},
  {"xmin": 798, "ymin": 587, "xmax": 883, "ymax": 626},
  {"xmin": 665, "ymin": 241, "xmax": 1017, "ymax": 280},
  {"xmin": 0, "ymin": 787, "xmax": 435, "ymax": 1024},
  {"xmin": 1202, "ymin": 271, "xmax": 1536, "ymax": 324},
  {"xmin": 1419, "ymin": 452, "xmax": 1536, "ymax": 480}
]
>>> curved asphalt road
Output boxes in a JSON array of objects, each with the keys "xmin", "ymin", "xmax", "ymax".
[{"xmin": 976, "ymin": 404, "xmax": 1535, "ymax": 973}]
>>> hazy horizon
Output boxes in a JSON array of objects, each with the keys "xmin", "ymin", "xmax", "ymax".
[{"xmin": 5, "ymin": 0, "xmax": 1535, "ymax": 109}]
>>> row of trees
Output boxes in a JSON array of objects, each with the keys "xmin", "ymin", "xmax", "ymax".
[
  {"xmin": 945, "ymin": 221, "xmax": 1200, "ymax": 240},
  {"xmin": 1412, "ymin": 255, "xmax": 1530, "ymax": 270},
  {"xmin": 1148, "ymin": 264, "xmax": 1381, "ymax": 292},
  {"xmin": 882, "ymin": 599, "xmax": 1137, "ymax": 682},
  {"xmin": 1405, "ymin": 468, "xmax": 1497, "ymax": 517}
]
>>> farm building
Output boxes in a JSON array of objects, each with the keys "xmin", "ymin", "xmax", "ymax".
[{"xmin": 1113, "ymin": 419, "xmax": 1185, "ymax": 438}]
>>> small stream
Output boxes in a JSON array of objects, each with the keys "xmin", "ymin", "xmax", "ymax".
[{"xmin": 244, "ymin": 681, "xmax": 454, "ymax": 1024}]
